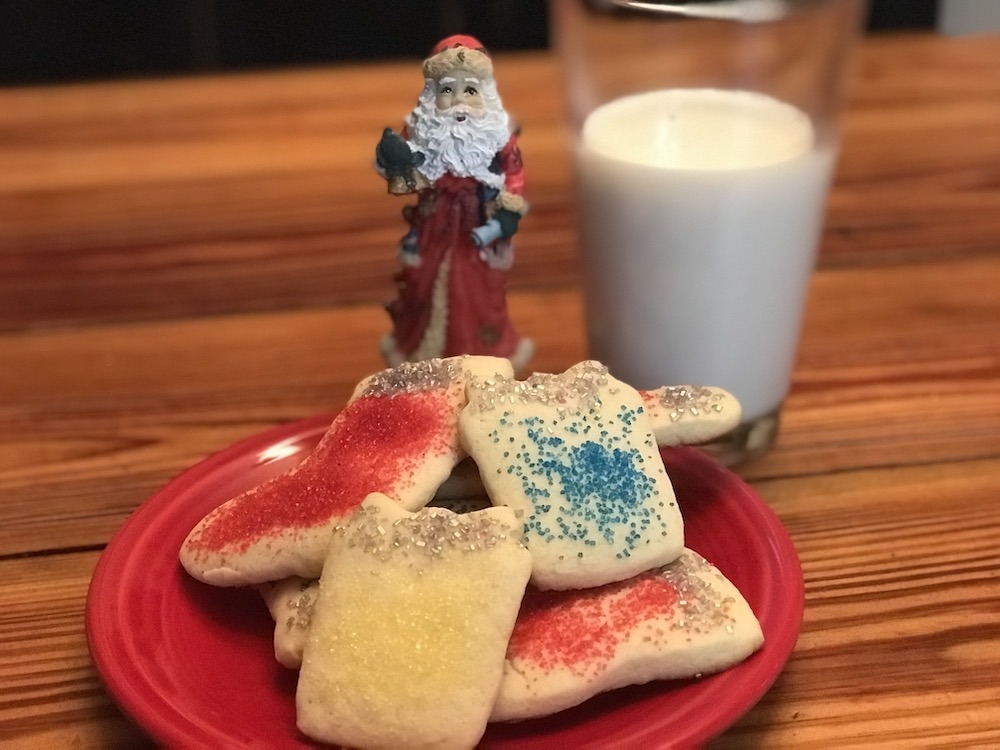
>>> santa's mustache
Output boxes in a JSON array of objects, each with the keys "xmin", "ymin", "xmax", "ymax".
[{"xmin": 440, "ymin": 103, "xmax": 477, "ymax": 122}]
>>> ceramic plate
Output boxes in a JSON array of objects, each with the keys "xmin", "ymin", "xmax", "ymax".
[{"xmin": 87, "ymin": 414, "xmax": 803, "ymax": 749}]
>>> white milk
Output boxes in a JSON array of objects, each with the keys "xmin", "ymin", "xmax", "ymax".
[{"xmin": 577, "ymin": 89, "xmax": 835, "ymax": 422}]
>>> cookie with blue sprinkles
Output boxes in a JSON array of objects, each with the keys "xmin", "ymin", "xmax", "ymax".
[{"xmin": 459, "ymin": 361, "xmax": 684, "ymax": 590}]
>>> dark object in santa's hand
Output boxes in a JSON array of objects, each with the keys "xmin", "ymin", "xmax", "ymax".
[
  {"xmin": 494, "ymin": 209, "xmax": 521, "ymax": 238},
  {"xmin": 376, "ymin": 128, "xmax": 426, "ymax": 191}
]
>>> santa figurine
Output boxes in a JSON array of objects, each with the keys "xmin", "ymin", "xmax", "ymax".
[{"xmin": 375, "ymin": 35, "xmax": 533, "ymax": 371}]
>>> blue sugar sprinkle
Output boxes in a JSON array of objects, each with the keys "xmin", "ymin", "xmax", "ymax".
[{"xmin": 516, "ymin": 426, "xmax": 659, "ymax": 552}]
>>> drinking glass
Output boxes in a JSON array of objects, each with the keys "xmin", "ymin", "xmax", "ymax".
[{"xmin": 553, "ymin": 0, "xmax": 866, "ymax": 462}]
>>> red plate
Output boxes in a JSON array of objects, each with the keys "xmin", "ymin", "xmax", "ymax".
[{"xmin": 87, "ymin": 414, "xmax": 803, "ymax": 749}]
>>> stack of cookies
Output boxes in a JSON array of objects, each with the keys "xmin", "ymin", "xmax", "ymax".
[{"xmin": 180, "ymin": 357, "xmax": 763, "ymax": 749}]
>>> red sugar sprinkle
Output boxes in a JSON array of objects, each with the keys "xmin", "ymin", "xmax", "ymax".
[
  {"xmin": 507, "ymin": 573, "xmax": 679, "ymax": 676},
  {"xmin": 190, "ymin": 392, "xmax": 454, "ymax": 552}
]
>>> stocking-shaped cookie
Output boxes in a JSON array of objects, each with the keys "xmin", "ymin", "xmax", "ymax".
[
  {"xmin": 181, "ymin": 355, "xmax": 513, "ymax": 586},
  {"xmin": 492, "ymin": 549, "xmax": 764, "ymax": 721}
]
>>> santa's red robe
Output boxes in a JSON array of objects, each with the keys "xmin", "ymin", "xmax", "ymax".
[{"xmin": 385, "ymin": 134, "xmax": 529, "ymax": 366}]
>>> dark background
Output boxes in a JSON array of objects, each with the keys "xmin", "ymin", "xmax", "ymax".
[{"xmin": 0, "ymin": 0, "xmax": 939, "ymax": 87}]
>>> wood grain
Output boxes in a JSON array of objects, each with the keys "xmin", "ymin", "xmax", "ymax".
[
  {"xmin": 3, "ymin": 254, "xmax": 996, "ymax": 556},
  {"xmin": 0, "ymin": 551, "xmax": 154, "ymax": 750},
  {"xmin": 1, "ymin": 29, "xmax": 999, "ymax": 750},
  {"xmin": 2, "ymin": 459, "xmax": 998, "ymax": 749},
  {"xmin": 2, "ymin": 33, "xmax": 1000, "ymax": 331},
  {"xmin": 716, "ymin": 457, "xmax": 1000, "ymax": 749}
]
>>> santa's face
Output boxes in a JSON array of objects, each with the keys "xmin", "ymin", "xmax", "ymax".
[
  {"xmin": 433, "ymin": 68, "xmax": 486, "ymax": 121},
  {"xmin": 406, "ymin": 67, "xmax": 510, "ymax": 188}
]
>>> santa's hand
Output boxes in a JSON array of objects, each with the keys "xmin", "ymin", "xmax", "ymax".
[{"xmin": 493, "ymin": 209, "xmax": 521, "ymax": 239}]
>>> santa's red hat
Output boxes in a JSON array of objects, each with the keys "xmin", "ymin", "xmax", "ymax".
[
  {"xmin": 423, "ymin": 35, "xmax": 492, "ymax": 80},
  {"xmin": 430, "ymin": 35, "xmax": 488, "ymax": 56}
]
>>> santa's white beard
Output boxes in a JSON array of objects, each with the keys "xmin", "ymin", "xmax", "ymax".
[{"xmin": 406, "ymin": 93, "xmax": 510, "ymax": 189}]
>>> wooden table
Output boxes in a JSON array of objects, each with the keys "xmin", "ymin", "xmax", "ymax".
[{"xmin": 2, "ymin": 30, "xmax": 999, "ymax": 749}]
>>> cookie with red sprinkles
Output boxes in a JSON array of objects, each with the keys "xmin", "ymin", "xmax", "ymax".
[
  {"xmin": 491, "ymin": 548, "xmax": 764, "ymax": 721},
  {"xmin": 180, "ymin": 355, "xmax": 514, "ymax": 586}
]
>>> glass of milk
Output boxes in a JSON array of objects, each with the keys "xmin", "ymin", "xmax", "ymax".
[{"xmin": 553, "ymin": 0, "xmax": 866, "ymax": 463}]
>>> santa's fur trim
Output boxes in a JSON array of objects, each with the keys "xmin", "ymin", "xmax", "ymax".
[
  {"xmin": 497, "ymin": 191, "xmax": 529, "ymax": 216},
  {"xmin": 423, "ymin": 47, "xmax": 492, "ymax": 80}
]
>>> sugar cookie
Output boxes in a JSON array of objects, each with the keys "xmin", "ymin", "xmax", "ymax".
[
  {"xmin": 256, "ymin": 576, "xmax": 318, "ymax": 669},
  {"xmin": 432, "ymin": 386, "xmax": 742, "ymax": 502},
  {"xmin": 180, "ymin": 355, "xmax": 513, "ymax": 586},
  {"xmin": 296, "ymin": 493, "xmax": 531, "ymax": 749},
  {"xmin": 640, "ymin": 385, "xmax": 742, "ymax": 446},
  {"xmin": 492, "ymin": 549, "xmax": 764, "ymax": 721},
  {"xmin": 459, "ymin": 361, "xmax": 684, "ymax": 590},
  {"xmin": 259, "ymin": 497, "xmax": 491, "ymax": 672}
]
